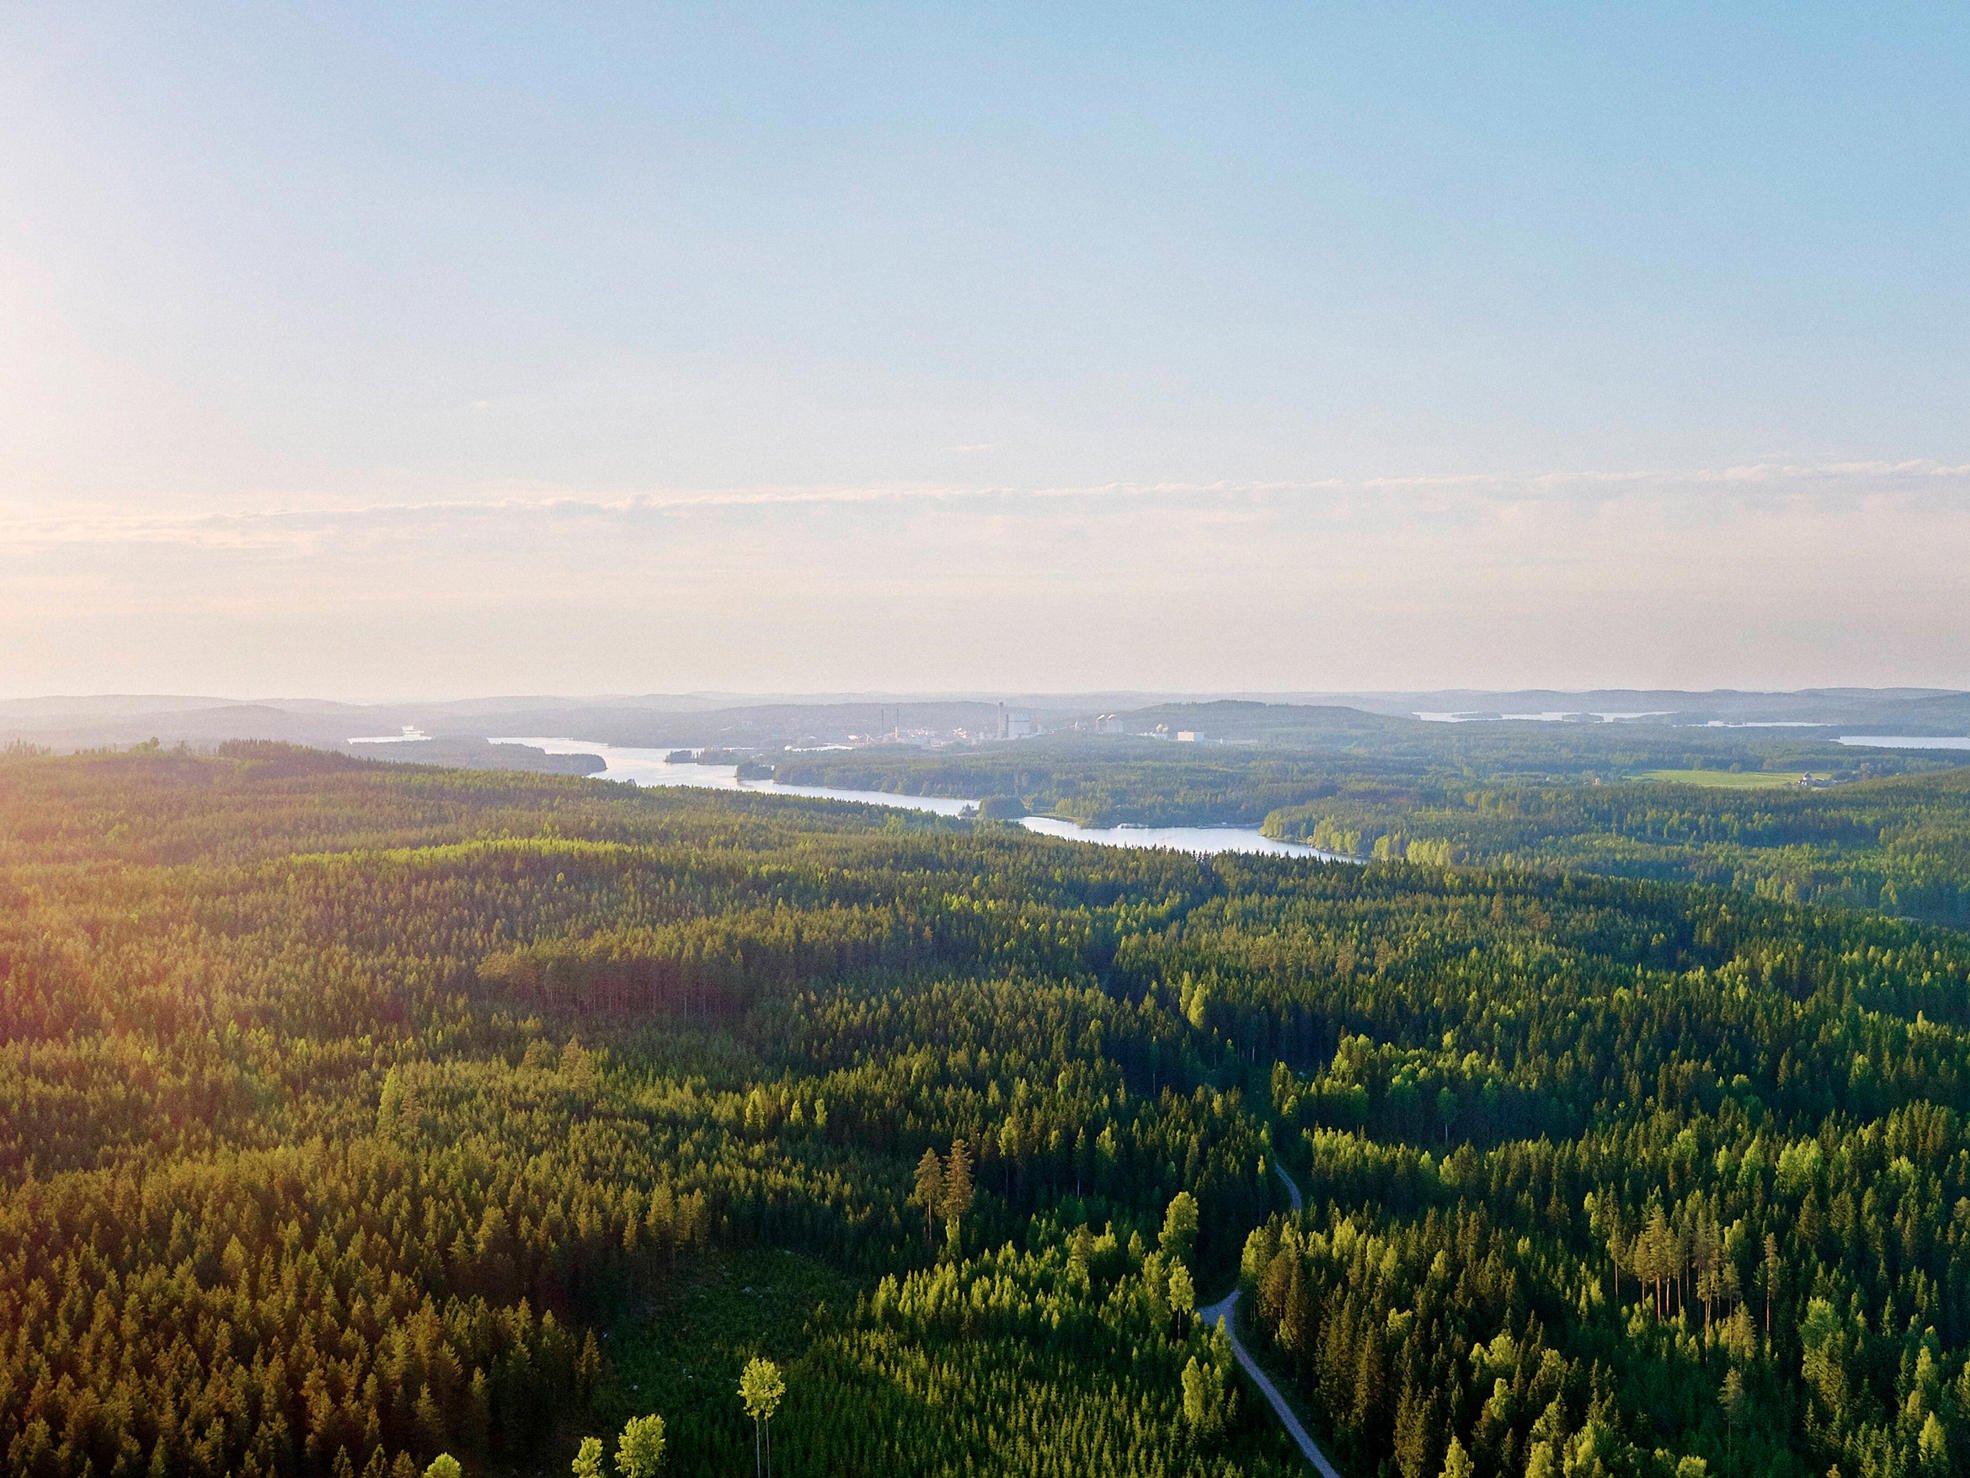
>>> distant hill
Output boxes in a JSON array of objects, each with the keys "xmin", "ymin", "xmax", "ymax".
[
  {"xmin": 4, "ymin": 687, "xmax": 1963, "ymax": 757},
  {"xmin": 1331, "ymin": 687, "xmax": 1970, "ymax": 730},
  {"xmin": 1113, "ymin": 700, "xmax": 1403, "ymax": 743},
  {"xmin": 0, "ymin": 703, "xmax": 360, "ymax": 750}
]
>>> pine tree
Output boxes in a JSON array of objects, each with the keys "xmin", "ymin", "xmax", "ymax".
[
  {"xmin": 1762, "ymin": 1231, "xmax": 1781, "ymax": 1335},
  {"xmin": 1392, "ymin": 1376, "xmax": 1434, "ymax": 1478},
  {"xmin": 1719, "ymin": 1368, "xmax": 1746, "ymax": 1464},
  {"xmin": 1917, "ymin": 1411, "xmax": 1947, "ymax": 1475},
  {"xmin": 941, "ymin": 1142, "xmax": 975, "ymax": 1250},
  {"xmin": 1352, "ymin": 1323, "xmax": 1386, "ymax": 1442},
  {"xmin": 1279, "ymin": 1257, "xmax": 1312, "ymax": 1362},
  {"xmin": 577, "ymin": 1331, "xmax": 602, "ymax": 1398},
  {"xmin": 911, "ymin": 1147, "xmax": 944, "ymax": 1252}
]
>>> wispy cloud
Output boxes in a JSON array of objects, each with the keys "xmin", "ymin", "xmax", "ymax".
[
  {"xmin": 4, "ymin": 454, "xmax": 1967, "ymax": 696},
  {"xmin": 4, "ymin": 457, "xmax": 1967, "ymax": 553}
]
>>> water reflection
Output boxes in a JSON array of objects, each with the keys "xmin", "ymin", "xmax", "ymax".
[{"xmin": 489, "ymin": 738, "xmax": 1352, "ymax": 859}]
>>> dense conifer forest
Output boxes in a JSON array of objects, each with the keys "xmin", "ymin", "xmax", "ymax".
[
  {"xmin": 1260, "ymin": 766, "xmax": 1970, "ymax": 929},
  {"xmin": 4, "ymin": 744, "xmax": 1970, "ymax": 1476}
]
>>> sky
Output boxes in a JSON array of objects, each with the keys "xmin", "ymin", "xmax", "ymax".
[{"xmin": 2, "ymin": 3, "xmax": 1966, "ymax": 699}]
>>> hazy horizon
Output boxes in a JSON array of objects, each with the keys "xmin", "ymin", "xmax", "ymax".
[
  {"xmin": 3, "ymin": 682, "xmax": 1968, "ymax": 710},
  {"xmin": 6, "ymin": 6, "xmax": 1966, "ymax": 696}
]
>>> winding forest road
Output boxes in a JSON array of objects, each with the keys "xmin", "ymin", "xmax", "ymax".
[{"xmin": 1201, "ymin": 1160, "xmax": 1345, "ymax": 1477}]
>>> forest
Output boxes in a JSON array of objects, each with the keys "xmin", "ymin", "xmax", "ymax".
[
  {"xmin": 772, "ymin": 735, "xmax": 1970, "ymax": 929},
  {"xmin": 1261, "ymin": 765, "xmax": 1970, "ymax": 928},
  {"xmin": 4, "ymin": 743, "xmax": 1970, "ymax": 1477}
]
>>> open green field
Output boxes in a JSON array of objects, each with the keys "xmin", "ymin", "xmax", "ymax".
[{"xmin": 1632, "ymin": 767, "xmax": 1817, "ymax": 789}]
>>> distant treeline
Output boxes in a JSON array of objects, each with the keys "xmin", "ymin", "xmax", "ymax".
[
  {"xmin": 772, "ymin": 734, "xmax": 1970, "ymax": 928},
  {"xmin": 1263, "ymin": 766, "xmax": 1970, "ymax": 929}
]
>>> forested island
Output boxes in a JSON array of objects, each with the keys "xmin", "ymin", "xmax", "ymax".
[{"xmin": 4, "ymin": 742, "xmax": 1970, "ymax": 1476}]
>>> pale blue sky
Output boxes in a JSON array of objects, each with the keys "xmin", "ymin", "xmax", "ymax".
[{"xmin": 3, "ymin": 4, "xmax": 1966, "ymax": 696}]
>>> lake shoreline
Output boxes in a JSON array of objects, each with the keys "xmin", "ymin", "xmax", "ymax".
[{"xmin": 481, "ymin": 736, "xmax": 1353, "ymax": 860}]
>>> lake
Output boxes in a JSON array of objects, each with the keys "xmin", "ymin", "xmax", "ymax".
[
  {"xmin": 489, "ymin": 737, "xmax": 1349, "ymax": 860},
  {"xmin": 1836, "ymin": 734, "xmax": 1970, "ymax": 751},
  {"xmin": 1015, "ymin": 814, "xmax": 1343, "ymax": 857},
  {"xmin": 1415, "ymin": 710, "xmax": 1672, "ymax": 723}
]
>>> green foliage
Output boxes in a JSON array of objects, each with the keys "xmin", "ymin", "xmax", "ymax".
[
  {"xmin": 910, "ymin": 1146, "xmax": 944, "ymax": 1250},
  {"xmin": 571, "ymin": 1434, "xmax": 605, "ymax": 1478},
  {"xmin": 2, "ymin": 744, "xmax": 1967, "ymax": 1478},
  {"xmin": 1229, "ymin": 860, "xmax": 1970, "ymax": 1478},
  {"xmin": 0, "ymin": 750, "xmax": 1282, "ymax": 1476},
  {"xmin": 1168, "ymin": 1262, "xmax": 1196, "ymax": 1330},
  {"xmin": 1265, "ymin": 764, "xmax": 1970, "ymax": 928},
  {"xmin": 1162, "ymin": 1191, "xmax": 1202, "ymax": 1266},
  {"xmin": 1182, "ymin": 1354, "xmax": 1230, "ymax": 1439},
  {"xmin": 739, "ymin": 1357, "xmax": 785, "ymax": 1424},
  {"xmin": 940, "ymin": 1140, "xmax": 975, "ymax": 1248},
  {"xmin": 777, "ymin": 729, "xmax": 1970, "ymax": 927},
  {"xmin": 615, "ymin": 1414, "xmax": 666, "ymax": 1477},
  {"xmin": 739, "ymin": 1356, "xmax": 786, "ymax": 1478}
]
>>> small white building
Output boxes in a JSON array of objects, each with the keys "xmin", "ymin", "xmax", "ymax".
[{"xmin": 996, "ymin": 704, "xmax": 1040, "ymax": 740}]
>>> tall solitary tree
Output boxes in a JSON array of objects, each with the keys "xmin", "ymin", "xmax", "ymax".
[
  {"xmin": 1641, "ymin": 1202, "xmax": 1675, "ymax": 1316},
  {"xmin": 910, "ymin": 1147, "xmax": 943, "ymax": 1251},
  {"xmin": 1762, "ymin": 1231, "xmax": 1781, "ymax": 1334},
  {"xmin": 739, "ymin": 1357, "xmax": 786, "ymax": 1478},
  {"xmin": 941, "ymin": 1142, "xmax": 974, "ymax": 1250},
  {"xmin": 1167, "ymin": 1261, "xmax": 1196, "ymax": 1340},
  {"xmin": 1719, "ymin": 1368, "xmax": 1746, "ymax": 1464},
  {"xmin": 1609, "ymin": 1204, "xmax": 1628, "ymax": 1306}
]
